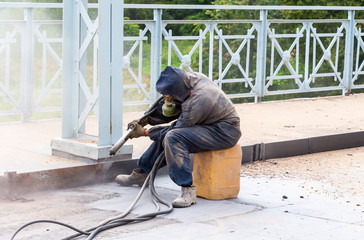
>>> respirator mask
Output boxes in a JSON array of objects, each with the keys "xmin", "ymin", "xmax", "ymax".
[{"xmin": 162, "ymin": 95, "xmax": 177, "ymax": 117}]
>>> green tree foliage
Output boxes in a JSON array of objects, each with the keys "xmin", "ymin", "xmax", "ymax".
[
  {"xmin": 203, "ymin": 0, "xmax": 364, "ymax": 101},
  {"xmin": 279, "ymin": 0, "xmax": 364, "ymax": 19},
  {"xmin": 14, "ymin": 0, "xmax": 364, "ymax": 101},
  {"xmin": 124, "ymin": 0, "xmax": 213, "ymax": 36}
]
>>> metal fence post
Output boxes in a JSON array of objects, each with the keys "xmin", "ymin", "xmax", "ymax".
[
  {"xmin": 150, "ymin": 9, "xmax": 162, "ymax": 102},
  {"xmin": 21, "ymin": 8, "xmax": 34, "ymax": 122},
  {"xmin": 255, "ymin": 10, "xmax": 268, "ymax": 103},
  {"xmin": 208, "ymin": 23, "xmax": 215, "ymax": 80},
  {"xmin": 304, "ymin": 22, "xmax": 311, "ymax": 90},
  {"xmin": 343, "ymin": 10, "xmax": 355, "ymax": 96}
]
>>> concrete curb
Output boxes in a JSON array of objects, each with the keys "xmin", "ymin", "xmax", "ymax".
[
  {"xmin": 0, "ymin": 159, "xmax": 138, "ymax": 199},
  {"xmin": 242, "ymin": 131, "xmax": 364, "ymax": 162},
  {"xmin": 1, "ymin": 131, "xmax": 364, "ymax": 198}
]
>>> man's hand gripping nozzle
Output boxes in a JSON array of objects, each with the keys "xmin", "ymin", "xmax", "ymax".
[
  {"xmin": 108, "ymin": 122, "xmax": 137, "ymax": 156},
  {"xmin": 108, "ymin": 96, "xmax": 163, "ymax": 156}
]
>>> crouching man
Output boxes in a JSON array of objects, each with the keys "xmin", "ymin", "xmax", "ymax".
[{"xmin": 115, "ymin": 66, "xmax": 241, "ymax": 208}]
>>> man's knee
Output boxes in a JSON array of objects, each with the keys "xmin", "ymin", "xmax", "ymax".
[
  {"xmin": 163, "ymin": 129, "xmax": 180, "ymax": 146},
  {"xmin": 163, "ymin": 130, "xmax": 188, "ymax": 164}
]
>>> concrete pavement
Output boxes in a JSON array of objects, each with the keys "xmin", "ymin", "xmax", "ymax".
[
  {"xmin": 1, "ymin": 169, "xmax": 363, "ymax": 239},
  {"xmin": 1, "ymin": 93, "xmax": 364, "ymax": 175},
  {"xmin": 0, "ymin": 94, "xmax": 364, "ymax": 239}
]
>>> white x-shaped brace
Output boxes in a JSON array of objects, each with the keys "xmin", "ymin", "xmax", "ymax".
[
  {"xmin": 34, "ymin": 25, "xmax": 62, "ymax": 106},
  {"xmin": 123, "ymin": 25, "xmax": 151, "ymax": 102},
  {"xmin": 0, "ymin": 28, "xmax": 18, "ymax": 107},
  {"xmin": 0, "ymin": 29, "xmax": 17, "ymax": 53},
  {"xmin": 78, "ymin": 22, "xmax": 153, "ymax": 127},
  {"xmin": 214, "ymin": 24, "xmax": 256, "ymax": 90},
  {"xmin": 78, "ymin": 72, "xmax": 99, "ymax": 129},
  {"xmin": 79, "ymin": 24, "xmax": 155, "ymax": 127},
  {"xmin": 352, "ymin": 26, "xmax": 364, "ymax": 83},
  {"xmin": 162, "ymin": 23, "xmax": 209, "ymax": 73},
  {"xmin": 307, "ymin": 24, "xmax": 345, "ymax": 87},
  {"xmin": 265, "ymin": 25, "xmax": 305, "ymax": 91},
  {"xmin": 77, "ymin": 2, "xmax": 100, "ymax": 129},
  {"xmin": 79, "ymin": 3, "xmax": 99, "ymax": 60}
]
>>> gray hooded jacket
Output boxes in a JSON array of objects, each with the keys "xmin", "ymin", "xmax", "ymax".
[
  {"xmin": 174, "ymin": 71, "xmax": 240, "ymax": 128},
  {"xmin": 154, "ymin": 66, "xmax": 240, "ymax": 129}
]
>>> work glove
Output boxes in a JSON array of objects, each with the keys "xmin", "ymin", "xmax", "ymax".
[{"xmin": 129, "ymin": 123, "xmax": 146, "ymax": 139}]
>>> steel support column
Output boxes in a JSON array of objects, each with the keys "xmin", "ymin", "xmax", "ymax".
[
  {"xmin": 111, "ymin": 0, "xmax": 124, "ymax": 144},
  {"xmin": 99, "ymin": 0, "xmax": 124, "ymax": 145},
  {"xmin": 98, "ymin": 0, "xmax": 112, "ymax": 145},
  {"xmin": 62, "ymin": 0, "xmax": 80, "ymax": 138},
  {"xmin": 56, "ymin": 0, "xmax": 131, "ymax": 161}
]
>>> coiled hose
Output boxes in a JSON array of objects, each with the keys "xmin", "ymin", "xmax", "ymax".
[{"xmin": 11, "ymin": 151, "xmax": 172, "ymax": 240}]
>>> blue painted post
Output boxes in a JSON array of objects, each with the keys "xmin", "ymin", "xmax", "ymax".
[
  {"xmin": 343, "ymin": 10, "xmax": 355, "ymax": 96},
  {"xmin": 98, "ymin": 0, "xmax": 112, "ymax": 145},
  {"xmin": 255, "ymin": 10, "xmax": 268, "ymax": 103},
  {"xmin": 150, "ymin": 9, "xmax": 162, "ymax": 103},
  {"xmin": 22, "ymin": 8, "xmax": 34, "ymax": 122},
  {"xmin": 62, "ymin": 0, "xmax": 79, "ymax": 138},
  {"xmin": 111, "ymin": 0, "xmax": 124, "ymax": 144},
  {"xmin": 304, "ymin": 22, "xmax": 311, "ymax": 90},
  {"xmin": 208, "ymin": 23, "xmax": 215, "ymax": 80}
]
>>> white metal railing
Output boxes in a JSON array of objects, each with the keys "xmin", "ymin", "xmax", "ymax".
[
  {"xmin": 0, "ymin": 3, "xmax": 364, "ymax": 132},
  {"xmin": 0, "ymin": 3, "xmax": 65, "ymax": 121}
]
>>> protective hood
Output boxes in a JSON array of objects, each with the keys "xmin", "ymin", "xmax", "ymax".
[{"xmin": 156, "ymin": 66, "xmax": 190, "ymax": 102}]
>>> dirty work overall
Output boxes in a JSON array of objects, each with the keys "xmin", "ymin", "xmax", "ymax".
[{"xmin": 138, "ymin": 66, "xmax": 241, "ymax": 187}]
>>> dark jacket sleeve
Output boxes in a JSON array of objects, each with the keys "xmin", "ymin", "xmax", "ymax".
[{"xmin": 148, "ymin": 121, "xmax": 177, "ymax": 142}]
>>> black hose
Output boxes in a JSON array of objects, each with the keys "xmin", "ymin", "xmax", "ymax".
[
  {"xmin": 139, "ymin": 96, "xmax": 164, "ymax": 122},
  {"xmin": 10, "ymin": 220, "xmax": 91, "ymax": 239},
  {"xmin": 85, "ymin": 151, "xmax": 171, "ymax": 240},
  {"xmin": 85, "ymin": 217, "xmax": 152, "ymax": 240},
  {"xmin": 10, "ymin": 150, "xmax": 172, "ymax": 240}
]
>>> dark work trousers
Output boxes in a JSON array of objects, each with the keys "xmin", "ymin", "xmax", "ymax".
[{"xmin": 137, "ymin": 120, "xmax": 241, "ymax": 187}]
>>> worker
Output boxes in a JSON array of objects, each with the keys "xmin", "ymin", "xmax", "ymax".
[{"xmin": 115, "ymin": 66, "xmax": 241, "ymax": 208}]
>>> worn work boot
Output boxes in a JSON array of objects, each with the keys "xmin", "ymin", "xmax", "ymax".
[
  {"xmin": 172, "ymin": 186, "xmax": 197, "ymax": 208},
  {"xmin": 115, "ymin": 169, "xmax": 149, "ymax": 187}
]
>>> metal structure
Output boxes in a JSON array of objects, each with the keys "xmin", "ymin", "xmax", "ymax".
[
  {"xmin": 0, "ymin": 2, "xmax": 364, "ymax": 156},
  {"xmin": 0, "ymin": 3, "xmax": 64, "ymax": 122}
]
